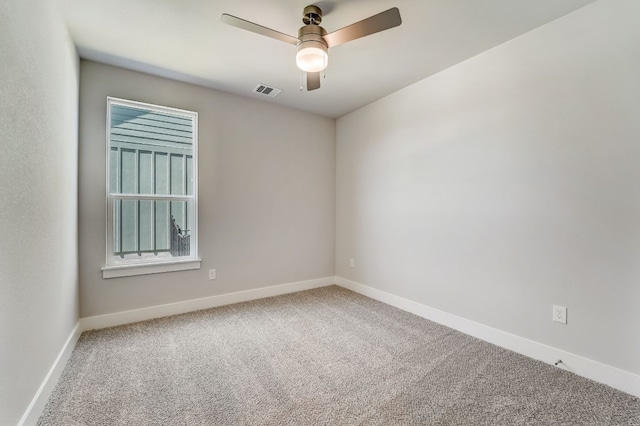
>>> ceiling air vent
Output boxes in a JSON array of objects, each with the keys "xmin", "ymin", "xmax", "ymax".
[{"xmin": 254, "ymin": 84, "xmax": 282, "ymax": 97}]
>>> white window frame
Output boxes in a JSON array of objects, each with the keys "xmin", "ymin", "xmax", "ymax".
[{"xmin": 102, "ymin": 97, "xmax": 200, "ymax": 278}]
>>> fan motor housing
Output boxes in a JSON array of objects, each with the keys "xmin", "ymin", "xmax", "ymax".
[
  {"xmin": 297, "ymin": 24, "xmax": 328, "ymax": 57},
  {"xmin": 302, "ymin": 5, "xmax": 322, "ymax": 25},
  {"xmin": 297, "ymin": 24, "xmax": 327, "ymax": 45}
]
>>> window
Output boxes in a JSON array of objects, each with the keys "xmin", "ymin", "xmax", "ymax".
[{"xmin": 102, "ymin": 97, "xmax": 199, "ymax": 278}]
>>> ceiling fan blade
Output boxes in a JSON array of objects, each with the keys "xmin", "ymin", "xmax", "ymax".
[
  {"xmin": 307, "ymin": 72, "xmax": 321, "ymax": 91},
  {"xmin": 323, "ymin": 7, "xmax": 401, "ymax": 48},
  {"xmin": 221, "ymin": 13, "xmax": 298, "ymax": 45}
]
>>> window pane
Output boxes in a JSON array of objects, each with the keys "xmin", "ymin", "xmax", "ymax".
[
  {"xmin": 112, "ymin": 198, "xmax": 192, "ymax": 259},
  {"xmin": 170, "ymin": 154, "xmax": 185, "ymax": 195},
  {"xmin": 139, "ymin": 151, "xmax": 153, "ymax": 195},
  {"xmin": 170, "ymin": 200, "xmax": 190, "ymax": 256},
  {"xmin": 121, "ymin": 149, "xmax": 137, "ymax": 194},
  {"xmin": 110, "ymin": 147, "xmax": 119, "ymax": 193},
  {"xmin": 155, "ymin": 152, "xmax": 169, "ymax": 196},
  {"xmin": 120, "ymin": 199, "xmax": 138, "ymax": 254},
  {"xmin": 170, "ymin": 200, "xmax": 187, "ymax": 233},
  {"xmin": 138, "ymin": 200, "xmax": 154, "ymax": 252},
  {"xmin": 113, "ymin": 199, "xmax": 121, "ymax": 255},
  {"xmin": 155, "ymin": 200, "xmax": 170, "ymax": 251},
  {"xmin": 186, "ymin": 155, "xmax": 193, "ymax": 196}
]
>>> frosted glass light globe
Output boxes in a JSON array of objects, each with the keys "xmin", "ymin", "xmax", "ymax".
[{"xmin": 296, "ymin": 44, "xmax": 328, "ymax": 72}]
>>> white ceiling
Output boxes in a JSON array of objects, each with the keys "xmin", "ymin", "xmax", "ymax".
[{"xmin": 55, "ymin": 0, "xmax": 597, "ymax": 118}]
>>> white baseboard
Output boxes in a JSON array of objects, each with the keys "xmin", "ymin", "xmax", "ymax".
[
  {"xmin": 26, "ymin": 275, "xmax": 637, "ymax": 426},
  {"xmin": 18, "ymin": 322, "xmax": 82, "ymax": 426},
  {"xmin": 80, "ymin": 276, "xmax": 335, "ymax": 331},
  {"xmin": 335, "ymin": 276, "xmax": 640, "ymax": 399}
]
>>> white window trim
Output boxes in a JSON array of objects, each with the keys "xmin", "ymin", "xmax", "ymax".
[
  {"xmin": 102, "ymin": 259, "xmax": 201, "ymax": 279},
  {"xmin": 103, "ymin": 97, "xmax": 200, "ymax": 279}
]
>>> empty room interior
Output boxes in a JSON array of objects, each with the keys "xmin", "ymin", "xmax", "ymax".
[{"xmin": 2, "ymin": 0, "xmax": 640, "ymax": 424}]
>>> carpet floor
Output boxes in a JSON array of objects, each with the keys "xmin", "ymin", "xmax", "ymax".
[{"xmin": 38, "ymin": 286, "xmax": 640, "ymax": 425}]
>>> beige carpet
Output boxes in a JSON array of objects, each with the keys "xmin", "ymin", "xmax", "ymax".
[{"xmin": 38, "ymin": 286, "xmax": 640, "ymax": 425}]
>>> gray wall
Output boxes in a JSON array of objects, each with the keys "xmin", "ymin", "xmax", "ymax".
[
  {"xmin": 79, "ymin": 61, "xmax": 336, "ymax": 317},
  {"xmin": 0, "ymin": 0, "xmax": 79, "ymax": 424},
  {"xmin": 336, "ymin": 0, "xmax": 640, "ymax": 376}
]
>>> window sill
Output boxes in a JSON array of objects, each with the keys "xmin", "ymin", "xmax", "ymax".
[{"xmin": 102, "ymin": 259, "xmax": 201, "ymax": 279}]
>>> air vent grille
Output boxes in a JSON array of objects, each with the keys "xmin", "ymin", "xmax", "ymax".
[{"xmin": 254, "ymin": 84, "xmax": 282, "ymax": 97}]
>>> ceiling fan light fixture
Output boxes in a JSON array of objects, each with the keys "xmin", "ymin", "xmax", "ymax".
[
  {"xmin": 296, "ymin": 23, "xmax": 328, "ymax": 73},
  {"xmin": 296, "ymin": 41, "xmax": 328, "ymax": 72},
  {"xmin": 221, "ymin": 5, "xmax": 402, "ymax": 91}
]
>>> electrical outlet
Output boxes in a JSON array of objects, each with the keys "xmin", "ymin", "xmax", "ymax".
[
  {"xmin": 208, "ymin": 269, "xmax": 216, "ymax": 280},
  {"xmin": 553, "ymin": 305, "xmax": 567, "ymax": 324},
  {"xmin": 349, "ymin": 258, "xmax": 355, "ymax": 268}
]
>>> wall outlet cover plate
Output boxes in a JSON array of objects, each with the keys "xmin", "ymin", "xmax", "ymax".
[{"xmin": 553, "ymin": 305, "xmax": 567, "ymax": 324}]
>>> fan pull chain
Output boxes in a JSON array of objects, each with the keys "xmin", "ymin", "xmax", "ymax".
[
  {"xmin": 299, "ymin": 70, "xmax": 304, "ymax": 91},
  {"xmin": 323, "ymin": 54, "xmax": 327, "ymax": 79}
]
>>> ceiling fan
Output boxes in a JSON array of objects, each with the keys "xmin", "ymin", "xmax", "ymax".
[{"xmin": 221, "ymin": 5, "xmax": 402, "ymax": 91}]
